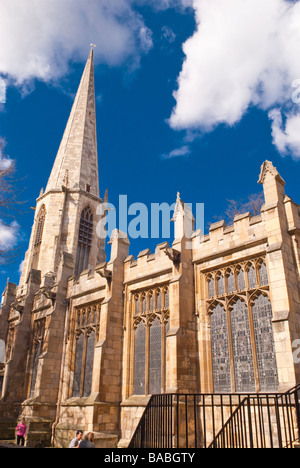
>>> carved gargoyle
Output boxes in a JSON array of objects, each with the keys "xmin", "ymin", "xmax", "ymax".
[
  {"xmin": 11, "ymin": 300, "xmax": 24, "ymax": 314},
  {"xmin": 164, "ymin": 247, "xmax": 181, "ymax": 264},
  {"xmin": 40, "ymin": 287, "xmax": 57, "ymax": 304},
  {"xmin": 96, "ymin": 263, "xmax": 112, "ymax": 282},
  {"xmin": 98, "ymin": 268, "xmax": 112, "ymax": 280}
]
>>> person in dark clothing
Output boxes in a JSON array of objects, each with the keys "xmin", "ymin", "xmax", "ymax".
[{"xmin": 78, "ymin": 432, "xmax": 95, "ymax": 448}]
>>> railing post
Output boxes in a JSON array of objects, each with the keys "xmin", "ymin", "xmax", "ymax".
[
  {"xmin": 247, "ymin": 397, "xmax": 254, "ymax": 449},
  {"xmin": 294, "ymin": 387, "xmax": 300, "ymax": 444},
  {"xmin": 274, "ymin": 395, "xmax": 283, "ymax": 449}
]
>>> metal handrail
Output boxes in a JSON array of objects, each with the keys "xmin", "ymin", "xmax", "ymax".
[{"xmin": 129, "ymin": 387, "xmax": 300, "ymax": 449}]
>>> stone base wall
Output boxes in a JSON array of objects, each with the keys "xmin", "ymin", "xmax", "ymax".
[
  {"xmin": 53, "ymin": 399, "xmax": 121, "ymax": 448},
  {"xmin": 118, "ymin": 397, "xmax": 150, "ymax": 448}
]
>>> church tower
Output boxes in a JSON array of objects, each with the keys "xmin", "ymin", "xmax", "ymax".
[
  {"xmin": 19, "ymin": 48, "xmax": 104, "ymax": 290},
  {"xmin": 0, "ymin": 49, "xmax": 106, "ymax": 444}
]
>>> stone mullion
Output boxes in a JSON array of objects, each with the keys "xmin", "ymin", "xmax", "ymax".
[
  {"xmin": 145, "ymin": 319, "xmax": 150, "ymax": 396},
  {"xmin": 68, "ymin": 307, "xmax": 79, "ymax": 398},
  {"xmin": 226, "ymin": 299, "xmax": 236, "ymax": 394},
  {"xmin": 80, "ymin": 330, "xmax": 88, "ymax": 397},
  {"xmin": 254, "ymin": 259, "xmax": 261, "ymax": 287},
  {"xmin": 161, "ymin": 319, "xmax": 166, "ymax": 394}
]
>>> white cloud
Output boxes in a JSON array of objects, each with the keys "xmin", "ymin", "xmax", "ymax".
[
  {"xmin": 161, "ymin": 26, "xmax": 176, "ymax": 44},
  {"xmin": 136, "ymin": 0, "xmax": 193, "ymax": 11},
  {"xmin": 0, "ymin": 78, "xmax": 6, "ymax": 104},
  {"xmin": 0, "ymin": 220, "xmax": 20, "ymax": 254},
  {"xmin": 19, "ymin": 260, "xmax": 25, "ymax": 275},
  {"xmin": 161, "ymin": 145, "xmax": 191, "ymax": 159},
  {"xmin": 0, "ymin": 0, "xmax": 153, "ymax": 93},
  {"xmin": 269, "ymin": 109, "xmax": 300, "ymax": 159},
  {"xmin": 0, "ymin": 138, "xmax": 14, "ymax": 170},
  {"xmin": 169, "ymin": 0, "xmax": 300, "ymax": 159},
  {"xmin": 0, "ymin": 157, "xmax": 13, "ymax": 171}
]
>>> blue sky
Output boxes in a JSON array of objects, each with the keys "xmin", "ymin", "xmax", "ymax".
[{"xmin": 0, "ymin": 0, "xmax": 300, "ymax": 294}]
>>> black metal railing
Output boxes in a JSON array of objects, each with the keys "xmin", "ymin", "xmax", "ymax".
[{"xmin": 129, "ymin": 385, "xmax": 300, "ymax": 449}]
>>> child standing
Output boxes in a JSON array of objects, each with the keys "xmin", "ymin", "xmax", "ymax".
[{"xmin": 15, "ymin": 418, "xmax": 27, "ymax": 446}]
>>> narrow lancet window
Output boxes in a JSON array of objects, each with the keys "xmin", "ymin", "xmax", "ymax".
[
  {"xmin": 32, "ymin": 205, "xmax": 46, "ymax": 270},
  {"xmin": 75, "ymin": 207, "xmax": 93, "ymax": 275}
]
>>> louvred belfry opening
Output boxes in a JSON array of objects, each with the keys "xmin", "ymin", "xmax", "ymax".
[
  {"xmin": 75, "ymin": 206, "xmax": 93, "ymax": 275},
  {"xmin": 32, "ymin": 205, "xmax": 46, "ymax": 270}
]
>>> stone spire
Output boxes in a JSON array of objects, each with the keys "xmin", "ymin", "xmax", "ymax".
[{"xmin": 45, "ymin": 48, "xmax": 99, "ymax": 197}]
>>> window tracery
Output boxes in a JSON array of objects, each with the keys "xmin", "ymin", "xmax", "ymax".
[
  {"xmin": 132, "ymin": 285, "xmax": 170, "ymax": 396},
  {"xmin": 72, "ymin": 303, "xmax": 101, "ymax": 398},
  {"xmin": 206, "ymin": 257, "xmax": 278, "ymax": 393}
]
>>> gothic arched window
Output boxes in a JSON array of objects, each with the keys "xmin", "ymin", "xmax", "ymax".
[
  {"xmin": 217, "ymin": 273, "xmax": 225, "ymax": 296},
  {"xmin": 156, "ymin": 289, "xmax": 162, "ymax": 310},
  {"xmin": 32, "ymin": 205, "xmax": 46, "ymax": 269},
  {"xmin": 252, "ymin": 294, "xmax": 278, "ymax": 391},
  {"xmin": 258, "ymin": 261, "xmax": 269, "ymax": 286},
  {"xmin": 72, "ymin": 304, "xmax": 101, "ymax": 398},
  {"xmin": 231, "ymin": 299, "xmax": 256, "ymax": 393},
  {"xmin": 134, "ymin": 322, "xmax": 146, "ymax": 395},
  {"xmin": 226, "ymin": 270, "xmax": 235, "ymax": 294},
  {"xmin": 208, "ymin": 276, "xmax": 215, "ymax": 298},
  {"xmin": 29, "ymin": 319, "xmax": 45, "ymax": 398},
  {"xmin": 149, "ymin": 318, "xmax": 162, "ymax": 394},
  {"xmin": 247, "ymin": 264, "xmax": 257, "ymax": 289},
  {"xmin": 236, "ymin": 268, "xmax": 245, "ymax": 291},
  {"xmin": 210, "ymin": 303, "xmax": 231, "ymax": 393},
  {"xmin": 132, "ymin": 286, "xmax": 170, "ymax": 396},
  {"xmin": 75, "ymin": 206, "xmax": 93, "ymax": 275},
  {"xmin": 208, "ymin": 258, "xmax": 278, "ymax": 393}
]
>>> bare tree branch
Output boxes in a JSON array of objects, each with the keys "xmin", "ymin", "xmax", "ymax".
[{"xmin": 210, "ymin": 191, "xmax": 265, "ymax": 227}]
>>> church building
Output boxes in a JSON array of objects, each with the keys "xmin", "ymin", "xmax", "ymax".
[{"xmin": 0, "ymin": 50, "xmax": 300, "ymax": 448}]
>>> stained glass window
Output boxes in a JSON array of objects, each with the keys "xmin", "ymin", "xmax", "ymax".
[
  {"xmin": 164, "ymin": 289, "xmax": 169, "ymax": 308},
  {"xmin": 156, "ymin": 290, "xmax": 162, "ymax": 310},
  {"xmin": 73, "ymin": 333, "xmax": 84, "ymax": 397},
  {"xmin": 142, "ymin": 295, "xmax": 147, "ymax": 314},
  {"xmin": 208, "ymin": 277, "xmax": 215, "ymax": 298},
  {"xmin": 207, "ymin": 258, "xmax": 277, "ymax": 394},
  {"xmin": 149, "ymin": 293, "xmax": 154, "ymax": 312},
  {"xmin": 134, "ymin": 322, "xmax": 146, "ymax": 395},
  {"xmin": 30, "ymin": 339, "xmax": 43, "ymax": 398},
  {"xmin": 252, "ymin": 294, "xmax": 278, "ymax": 391},
  {"xmin": 217, "ymin": 274, "xmax": 225, "ymax": 296},
  {"xmin": 135, "ymin": 297, "xmax": 140, "ymax": 316},
  {"xmin": 231, "ymin": 299, "xmax": 255, "ymax": 393},
  {"xmin": 237, "ymin": 269, "xmax": 245, "ymax": 291},
  {"xmin": 211, "ymin": 304, "xmax": 231, "ymax": 393},
  {"xmin": 72, "ymin": 304, "xmax": 100, "ymax": 398},
  {"xmin": 133, "ymin": 286, "xmax": 169, "ymax": 396},
  {"xmin": 248, "ymin": 265, "xmax": 257, "ymax": 289},
  {"xmin": 227, "ymin": 271, "xmax": 235, "ymax": 294},
  {"xmin": 259, "ymin": 262, "xmax": 269, "ymax": 286},
  {"xmin": 149, "ymin": 318, "xmax": 162, "ymax": 394},
  {"xmin": 30, "ymin": 320, "xmax": 45, "ymax": 398},
  {"xmin": 83, "ymin": 331, "xmax": 95, "ymax": 397}
]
